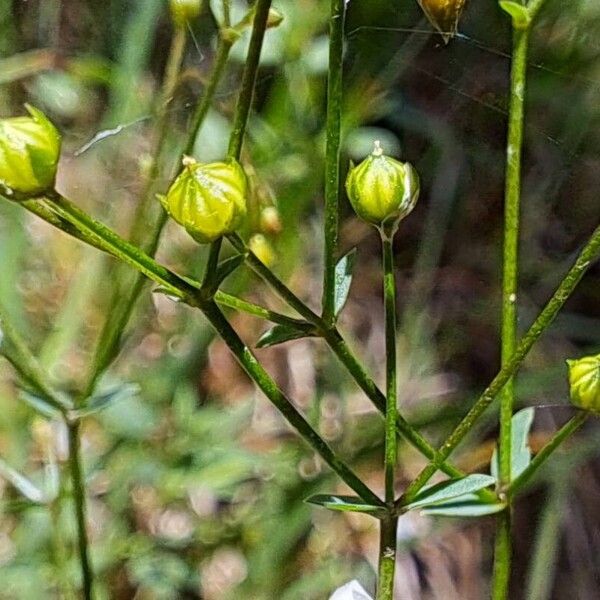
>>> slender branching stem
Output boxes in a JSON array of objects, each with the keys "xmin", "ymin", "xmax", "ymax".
[
  {"xmin": 20, "ymin": 189, "xmax": 596, "ymax": 507},
  {"xmin": 67, "ymin": 421, "xmax": 92, "ymax": 600},
  {"xmin": 494, "ymin": 25, "xmax": 530, "ymax": 600},
  {"xmin": 397, "ymin": 223, "xmax": 600, "ymax": 507},
  {"xmin": 322, "ymin": 0, "xmax": 346, "ymax": 326},
  {"xmin": 200, "ymin": 301, "xmax": 383, "ymax": 506}
]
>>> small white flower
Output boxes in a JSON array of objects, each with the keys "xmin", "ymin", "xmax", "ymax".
[{"xmin": 329, "ymin": 580, "xmax": 373, "ymax": 600}]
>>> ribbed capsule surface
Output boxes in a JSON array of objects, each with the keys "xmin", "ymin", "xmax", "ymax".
[
  {"xmin": 567, "ymin": 354, "xmax": 600, "ymax": 413},
  {"xmin": 418, "ymin": 0, "xmax": 467, "ymax": 42},
  {"xmin": 0, "ymin": 104, "xmax": 61, "ymax": 195},
  {"xmin": 162, "ymin": 158, "xmax": 248, "ymax": 244},
  {"xmin": 345, "ymin": 141, "xmax": 420, "ymax": 229}
]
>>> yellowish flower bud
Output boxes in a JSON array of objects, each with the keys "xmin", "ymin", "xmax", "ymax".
[
  {"xmin": 418, "ymin": 0, "xmax": 467, "ymax": 43},
  {"xmin": 260, "ymin": 206, "xmax": 282, "ymax": 234},
  {"xmin": 0, "ymin": 105, "xmax": 61, "ymax": 196},
  {"xmin": 169, "ymin": 0, "xmax": 202, "ymax": 28},
  {"xmin": 345, "ymin": 141, "xmax": 419, "ymax": 231},
  {"xmin": 249, "ymin": 234, "xmax": 276, "ymax": 267},
  {"xmin": 567, "ymin": 353, "xmax": 600, "ymax": 413},
  {"xmin": 161, "ymin": 157, "xmax": 248, "ymax": 244},
  {"xmin": 267, "ymin": 8, "xmax": 284, "ymax": 29}
]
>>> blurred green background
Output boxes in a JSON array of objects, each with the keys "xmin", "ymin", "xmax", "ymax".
[{"xmin": 0, "ymin": 0, "xmax": 599, "ymax": 598}]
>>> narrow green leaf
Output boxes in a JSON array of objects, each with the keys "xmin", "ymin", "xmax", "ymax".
[
  {"xmin": 305, "ymin": 494, "xmax": 385, "ymax": 517},
  {"xmin": 491, "ymin": 407, "xmax": 535, "ymax": 481},
  {"xmin": 0, "ymin": 458, "xmax": 48, "ymax": 504},
  {"xmin": 74, "ymin": 382, "xmax": 140, "ymax": 419},
  {"xmin": 404, "ymin": 474, "xmax": 497, "ymax": 510},
  {"xmin": 334, "ymin": 248, "xmax": 356, "ymax": 317},
  {"xmin": 421, "ymin": 493, "xmax": 506, "ymax": 517},
  {"xmin": 256, "ymin": 323, "xmax": 315, "ymax": 349},
  {"xmin": 18, "ymin": 390, "xmax": 62, "ymax": 420},
  {"xmin": 499, "ymin": 1, "xmax": 531, "ymax": 29},
  {"xmin": 215, "ymin": 254, "xmax": 246, "ymax": 285}
]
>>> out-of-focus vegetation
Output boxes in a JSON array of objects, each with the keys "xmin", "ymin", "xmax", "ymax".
[{"xmin": 0, "ymin": 0, "xmax": 599, "ymax": 598}]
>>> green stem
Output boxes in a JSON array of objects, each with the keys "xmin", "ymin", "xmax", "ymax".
[
  {"xmin": 43, "ymin": 193, "xmax": 198, "ymax": 300},
  {"xmin": 381, "ymin": 230, "xmax": 398, "ymax": 504},
  {"xmin": 494, "ymin": 26, "xmax": 530, "ymax": 600},
  {"xmin": 499, "ymin": 27, "xmax": 529, "ymax": 489},
  {"xmin": 200, "ymin": 237, "xmax": 223, "ymax": 293},
  {"xmin": 398, "ymin": 223, "xmax": 600, "ymax": 507},
  {"xmin": 67, "ymin": 421, "xmax": 92, "ymax": 600},
  {"xmin": 509, "ymin": 412, "xmax": 588, "ymax": 497},
  {"xmin": 493, "ymin": 515, "xmax": 512, "ymax": 600},
  {"xmin": 376, "ymin": 516, "xmax": 398, "ymax": 600},
  {"xmin": 184, "ymin": 36, "xmax": 233, "ymax": 156},
  {"xmin": 322, "ymin": 0, "xmax": 346, "ymax": 326},
  {"xmin": 199, "ymin": 301, "xmax": 383, "ymax": 506},
  {"xmin": 227, "ymin": 0, "xmax": 272, "ymax": 160}
]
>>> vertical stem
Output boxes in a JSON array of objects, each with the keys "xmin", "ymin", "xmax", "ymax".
[
  {"xmin": 494, "ymin": 27, "xmax": 530, "ymax": 600},
  {"xmin": 381, "ymin": 230, "xmax": 398, "ymax": 504},
  {"xmin": 227, "ymin": 0, "xmax": 272, "ymax": 161},
  {"xmin": 204, "ymin": 0, "xmax": 272, "ymax": 294},
  {"xmin": 376, "ymin": 516, "xmax": 398, "ymax": 600},
  {"xmin": 184, "ymin": 36, "xmax": 233, "ymax": 156},
  {"xmin": 67, "ymin": 421, "xmax": 93, "ymax": 600},
  {"xmin": 322, "ymin": 0, "xmax": 346, "ymax": 326},
  {"xmin": 377, "ymin": 227, "xmax": 399, "ymax": 600}
]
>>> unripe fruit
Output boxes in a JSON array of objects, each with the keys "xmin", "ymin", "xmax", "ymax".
[
  {"xmin": 161, "ymin": 157, "xmax": 248, "ymax": 244},
  {"xmin": 0, "ymin": 105, "xmax": 61, "ymax": 196},
  {"xmin": 169, "ymin": 0, "xmax": 202, "ymax": 28},
  {"xmin": 567, "ymin": 353, "xmax": 600, "ymax": 413},
  {"xmin": 345, "ymin": 141, "xmax": 419, "ymax": 231},
  {"xmin": 417, "ymin": 0, "xmax": 467, "ymax": 43}
]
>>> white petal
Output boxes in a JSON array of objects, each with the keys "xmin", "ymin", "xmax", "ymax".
[{"xmin": 329, "ymin": 580, "xmax": 373, "ymax": 600}]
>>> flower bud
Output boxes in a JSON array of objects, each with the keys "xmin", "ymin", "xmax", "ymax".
[
  {"xmin": 260, "ymin": 206, "xmax": 282, "ymax": 234},
  {"xmin": 170, "ymin": 0, "xmax": 202, "ymax": 28},
  {"xmin": 267, "ymin": 8, "xmax": 284, "ymax": 29},
  {"xmin": 0, "ymin": 105, "xmax": 61, "ymax": 196},
  {"xmin": 567, "ymin": 353, "xmax": 600, "ymax": 413},
  {"xmin": 418, "ymin": 0, "xmax": 467, "ymax": 43},
  {"xmin": 345, "ymin": 141, "xmax": 419, "ymax": 231},
  {"xmin": 249, "ymin": 234, "xmax": 276, "ymax": 266},
  {"xmin": 161, "ymin": 157, "xmax": 247, "ymax": 244}
]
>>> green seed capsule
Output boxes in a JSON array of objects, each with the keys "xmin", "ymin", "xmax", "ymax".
[
  {"xmin": 169, "ymin": 0, "xmax": 202, "ymax": 27},
  {"xmin": 567, "ymin": 353, "xmax": 600, "ymax": 413},
  {"xmin": 161, "ymin": 157, "xmax": 248, "ymax": 244},
  {"xmin": 418, "ymin": 0, "xmax": 467, "ymax": 43},
  {"xmin": 345, "ymin": 141, "xmax": 419, "ymax": 231},
  {"xmin": 0, "ymin": 104, "xmax": 61, "ymax": 196}
]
